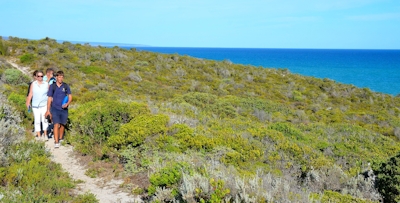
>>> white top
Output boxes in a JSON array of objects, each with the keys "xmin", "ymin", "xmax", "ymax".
[{"xmin": 31, "ymin": 80, "xmax": 49, "ymax": 108}]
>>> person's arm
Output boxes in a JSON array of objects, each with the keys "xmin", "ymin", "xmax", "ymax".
[
  {"xmin": 25, "ymin": 84, "xmax": 34, "ymax": 109},
  {"xmin": 62, "ymin": 85, "xmax": 72, "ymax": 108},
  {"xmin": 45, "ymin": 96, "xmax": 52, "ymax": 118},
  {"xmin": 65, "ymin": 94, "xmax": 72, "ymax": 108},
  {"xmin": 45, "ymin": 85, "xmax": 53, "ymax": 117}
]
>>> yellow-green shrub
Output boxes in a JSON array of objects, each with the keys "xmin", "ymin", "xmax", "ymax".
[
  {"xmin": 148, "ymin": 162, "xmax": 190, "ymax": 196},
  {"xmin": 161, "ymin": 124, "xmax": 216, "ymax": 152},
  {"xmin": 107, "ymin": 114, "xmax": 169, "ymax": 149},
  {"xmin": 69, "ymin": 99, "xmax": 149, "ymax": 156},
  {"xmin": 314, "ymin": 190, "xmax": 373, "ymax": 203},
  {"xmin": 0, "ymin": 141, "xmax": 76, "ymax": 202},
  {"xmin": 19, "ymin": 53, "xmax": 35, "ymax": 64}
]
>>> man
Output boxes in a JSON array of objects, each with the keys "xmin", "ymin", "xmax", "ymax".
[
  {"xmin": 43, "ymin": 68, "xmax": 55, "ymax": 85},
  {"xmin": 43, "ymin": 67, "xmax": 55, "ymax": 138},
  {"xmin": 45, "ymin": 71, "xmax": 72, "ymax": 148}
]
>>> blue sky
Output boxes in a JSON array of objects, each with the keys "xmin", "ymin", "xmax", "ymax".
[{"xmin": 1, "ymin": 0, "xmax": 399, "ymax": 49}]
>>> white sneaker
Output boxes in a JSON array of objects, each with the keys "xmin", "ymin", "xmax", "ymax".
[
  {"xmin": 44, "ymin": 136, "xmax": 49, "ymax": 141},
  {"xmin": 54, "ymin": 143, "xmax": 60, "ymax": 148}
]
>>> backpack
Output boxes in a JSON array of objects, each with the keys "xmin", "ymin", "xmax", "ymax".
[{"xmin": 49, "ymin": 77, "xmax": 56, "ymax": 84}]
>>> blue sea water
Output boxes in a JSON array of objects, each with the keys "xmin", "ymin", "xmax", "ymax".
[{"xmin": 131, "ymin": 47, "xmax": 400, "ymax": 96}]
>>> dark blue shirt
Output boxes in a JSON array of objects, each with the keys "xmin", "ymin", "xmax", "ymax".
[{"xmin": 47, "ymin": 83, "xmax": 71, "ymax": 110}]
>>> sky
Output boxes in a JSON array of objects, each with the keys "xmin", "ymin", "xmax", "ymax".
[{"xmin": 1, "ymin": 0, "xmax": 400, "ymax": 49}]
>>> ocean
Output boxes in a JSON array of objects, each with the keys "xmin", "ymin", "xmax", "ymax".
[{"xmin": 130, "ymin": 47, "xmax": 400, "ymax": 96}]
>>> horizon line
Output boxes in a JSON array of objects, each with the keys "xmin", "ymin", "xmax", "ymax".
[{"xmin": 2, "ymin": 36, "xmax": 400, "ymax": 50}]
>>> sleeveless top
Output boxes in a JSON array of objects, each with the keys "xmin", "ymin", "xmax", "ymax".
[{"xmin": 31, "ymin": 81, "xmax": 49, "ymax": 108}]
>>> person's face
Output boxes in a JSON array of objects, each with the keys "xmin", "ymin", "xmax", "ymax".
[
  {"xmin": 48, "ymin": 71, "xmax": 54, "ymax": 76},
  {"xmin": 36, "ymin": 73, "xmax": 44, "ymax": 81},
  {"xmin": 56, "ymin": 75, "xmax": 64, "ymax": 83}
]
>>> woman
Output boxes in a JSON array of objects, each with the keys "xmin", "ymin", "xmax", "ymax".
[{"xmin": 26, "ymin": 70, "xmax": 49, "ymax": 141}]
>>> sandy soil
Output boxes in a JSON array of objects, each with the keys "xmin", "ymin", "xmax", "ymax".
[
  {"xmin": 44, "ymin": 139, "xmax": 141, "ymax": 203},
  {"xmin": 8, "ymin": 59, "xmax": 142, "ymax": 203}
]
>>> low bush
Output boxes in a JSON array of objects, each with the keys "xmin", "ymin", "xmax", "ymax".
[
  {"xmin": 107, "ymin": 114, "xmax": 169, "ymax": 149},
  {"xmin": 69, "ymin": 99, "xmax": 149, "ymax": 157},
  {"xmin": 0, "ymin": 94, "xmax": 25, "ymax": 166},
  {"xmin": 0, "ymin": 41, "xmax": 8, "ymax": 56},
  {"xmin": 1, "ymin": 69, "xmax": 30, "ymax": 85},
  {"xmin": 148, "ymin": 162, "xmax": 190, "ymax": 196},
  {"xmin": 315, "ymin": 190, "xmax": 374, "ymax": 203},
  {"xmin": 373, "ymin": 152, "xmax": 400, "ymax": 203},
  {"xmin": 19, "ymin": 53, "xmax": 35, "ymax": 63}
]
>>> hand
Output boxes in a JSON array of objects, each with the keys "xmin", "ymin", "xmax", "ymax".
[
  {"xmin": 26, "ymin": 103, "xmax": 31, "ymax": 109},
  {"xmin": 62, "ymin": 103, "xmax": 68, "ymax": 109},
  {"xmin": 45, "ymin": 111, "xmax": 50, "ymax": 118}
]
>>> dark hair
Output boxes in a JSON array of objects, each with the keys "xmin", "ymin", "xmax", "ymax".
[
  {"xmin": 36, "ymin": 70, "xmax": 44, "ymax": 76},
  {"xmin": 46, "ymin": 68, "xmax": 54, "ymax": 73},
  {"xmin": 32, "ymin": 70, "xmax": 38, "ymax": 77},
  {"xmin": 55, "ymin": 70, "xmax": 64, "ymax": 77}
]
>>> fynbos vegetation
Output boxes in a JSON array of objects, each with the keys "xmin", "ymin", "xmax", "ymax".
[
  {"xmin": 1, "ymin": 36, "xmax": 400, "ymax": 202},
  {"xmin": 0, "ymin": 87, "xmax": 97, "ymax": 202}
]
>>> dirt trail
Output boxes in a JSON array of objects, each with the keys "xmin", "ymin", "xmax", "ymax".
[
  {"xmin": 7, "ymin": 58, "xmax": 31, "ymax": 75},
  {"xmin": 45, "ymin": 140, "xmax": 140, "ymax": 203},
  {"xmin": 7, "ymin": 59, "xmax": 141, "ymax": 203}
]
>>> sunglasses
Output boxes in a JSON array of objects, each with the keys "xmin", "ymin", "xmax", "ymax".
[{"xmin": 36, "ymin": 75, "xmax": 44, "ymax": 78}]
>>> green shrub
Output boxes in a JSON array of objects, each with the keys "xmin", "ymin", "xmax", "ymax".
[
  {"xmin": 0, "ymin": 141, "xmax": 77, "ymax": 202},
  {"xmin": 0, "ymin": 41, "xmax": 8, "ymax": 56},
  {"xmin": 209, "ymin": 178, "xmax": 230, "ymax": 203},
  {"xmin": 373, "ymin": 152, "xmax": 400, "ymax": 203},
  {"xmin": 7, "ymin": 92, "xmax": 25, "ymax": 108},
  {"xmin": 69, "ymin": 100, "xmax": 149, "ymax": 156},
  {"xmin": 107, "ymin": 114, "xmax": 169, "ymax": 149},
  {"xmin": 2, "ymin": 69, "xmax": 29, "ymax": 85},
  {"xmin": 20, "ymin": 53, "xmax": 35, "ymax": 63},
  {"xmin": 148, "ymin": 162, "xmax": 190, "ymax": 195},
  {"xmin": 182, "ymin": 92, "xmax": 217, "ymax": 109},
  {"xmin": 315, "ymin": 190, "xmax": 373, "ymax": 203},
  {"xmin": 212, "ymin": 100, "xmax": 238, "ymax": 118},
  {"xmin": 158, "ymin": 124, "xmax": 216, "ymax": 152},
  {"xmin": 72, "ymin": 192, "xmax": 99, "ymax": 203},
  {"xmin": 268, "ymin": 122, "xmax": 305, "ymax": 141},
  {"xmin": 79, "ymin": 66, "xmax": 108, "ymax": 75}
]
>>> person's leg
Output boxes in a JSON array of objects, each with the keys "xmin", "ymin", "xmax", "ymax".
[
  {"xmin": 54, "ymin": 123, "xmax": 60, "ymax": 144},
  {"xmin": 59, "ymin": 109, "xmax": 68, "ymax": 142},
  {"xmin": 31, "ymin": 120, "xmax": 34, "ymax": 132},
  {"xmin": 40, "ymin": 106, "xmax": 48, "ymax": 139},
  {"xmin": 32, "ymin": 107, "xmax": 41, "ymax": 138},
  {"xmin": 47, "ymin": 122, "xmax": 53, "ymax": 138},
  {"xmin": 51, "ymin": 108, "xmax": 62, "ymax": 147},
  {"xmin": 59, "ymin": 125, "xmax": 65, "ymax": 141}
]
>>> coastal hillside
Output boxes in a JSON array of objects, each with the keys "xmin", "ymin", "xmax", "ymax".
[{"xmin": 1, "ymin": 36, "xmax": 400, "ymax": 202}]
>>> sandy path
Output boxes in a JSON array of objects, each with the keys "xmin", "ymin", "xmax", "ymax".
[
  {"xmin": 44, "ymin": 139, "xmax": 141, "ymax": 203},
  {"xmin": 6, "ymin": 58, "xmax": 31, "ymax": 75},
  {"xmin": 7, "ymin": 59, "xmax": 141, "ymax": 203}
]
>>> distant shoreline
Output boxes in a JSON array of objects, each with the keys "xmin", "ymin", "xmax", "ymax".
[
  {"xmin": 2, "ymin": 36, "xmax": 399, "ymax": 95},
  {"xmin": 2, "ymin": 36, "xmax": 399, "ymax": 50}
]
